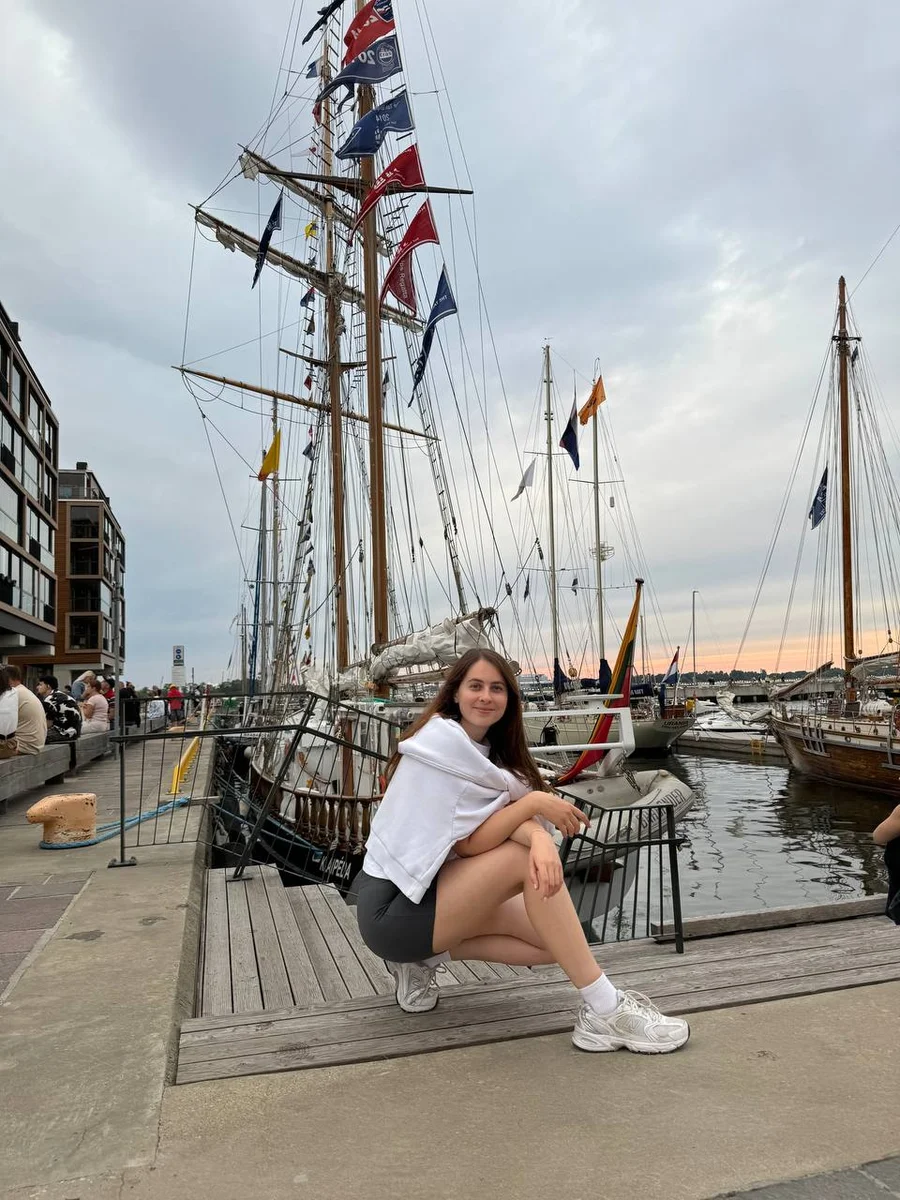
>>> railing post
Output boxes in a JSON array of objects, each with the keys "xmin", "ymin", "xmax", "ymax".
[
  {"xmin": 665, "ymin": 803, "xmax": 684, "ymax": 954},
  {"xmin": 108, "ymin": 737, "xmax": 137, "ymax": 868}
]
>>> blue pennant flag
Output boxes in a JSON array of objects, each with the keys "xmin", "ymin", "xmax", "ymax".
[
  {"xmin": 809, "ymin": 467, "xmax": 827, "ymax": 529},
  {"xmin": 409, "ymin": 268, "xmax": 458, "ymax": 402},
  {"xmin": 317, "ymin": 34, "xmax": 402, "ymax": 105},
  {"xmin": 559, "ymin": 398, "xmax": 580, "ymax": 470},
  {"xmin": 251, "ymin": 191, "xmax": 283, "ymax": 289},
  {"xmin": 336, "ymin": 89, "xmax": 414, "ymax": 160}
]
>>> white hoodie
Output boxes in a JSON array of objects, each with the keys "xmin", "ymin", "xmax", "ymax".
[{"xmin": 364, "ymin": 716, "xmax": 535, "ymax": 902}]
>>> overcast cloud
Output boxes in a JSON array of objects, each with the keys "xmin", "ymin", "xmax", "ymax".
[{"xmin": 2, "ymin": 0, "xmax": 899, "ymax": 683}]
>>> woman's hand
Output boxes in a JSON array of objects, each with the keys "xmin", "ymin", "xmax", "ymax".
[
  {"xmin": 529, "ymin": 831, "xmax": 564, "ymax": 900},
  {"xmin": 527, "ymin": 791, "xmax": 590, "ymax": 838}
]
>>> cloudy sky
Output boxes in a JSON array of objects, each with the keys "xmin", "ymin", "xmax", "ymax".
[{"xmin": 3, "ymin": 0, "xmax": 900, "ymax": 683}]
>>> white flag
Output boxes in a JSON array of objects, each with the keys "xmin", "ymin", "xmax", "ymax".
[{"xmin": 511, "ymin": 460, "xmax": 535, "ymax": 501}]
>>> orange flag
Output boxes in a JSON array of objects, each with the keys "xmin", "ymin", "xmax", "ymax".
[{"xmin": 578, "ymin": 376, "xmax": 606, "ymax": 425}]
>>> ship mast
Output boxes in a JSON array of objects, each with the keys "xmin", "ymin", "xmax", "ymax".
[
  {"xmin": 837, "ymin": 276, "xmax": 856, "ymax": 700},
  {"xmin": 544, "ymin": 344, "xmax": 561, "ymax": 701},
  {"xmin": 320, "ymin": 48, "xmax": 351, "ymax": 676},
  {"xmin": 356, "ymin": 0, "xmax": 390, "ymax": 696}
]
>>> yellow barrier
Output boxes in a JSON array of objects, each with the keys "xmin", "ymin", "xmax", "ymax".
[{"xmin": 169, "ymin": 736, "xmax": 200, "ymax": 795}]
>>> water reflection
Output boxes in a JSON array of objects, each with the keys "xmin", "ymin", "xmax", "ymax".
[{"xmin": 635, "ymin": 753, "xmax": 891, "ymax": 918}]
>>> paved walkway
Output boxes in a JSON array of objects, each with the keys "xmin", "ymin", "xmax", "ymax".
[
  {"xmin": 0, "ymin": 872, "xmax": 88, "ymax": 1001},
  {"xmin": 724, "ymin": 1155, "xmax": 900, "ymax": 1197}
]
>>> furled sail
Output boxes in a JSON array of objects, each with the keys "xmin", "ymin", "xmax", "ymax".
[
  {"xmin": 369, "ymin": 610, "xmax": 498, "ymax": 682},
  {"xmin": 194, "ymin": 208, "xmax": 421, "ymax": 332},
  {"xmin": 769, "ymin": 662, "xmax": 833, "ymax": 701}
]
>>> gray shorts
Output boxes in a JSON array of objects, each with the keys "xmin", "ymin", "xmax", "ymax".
[{"xmin": 355, "ymin": 870, "xmax": 437, "ymax": 963}]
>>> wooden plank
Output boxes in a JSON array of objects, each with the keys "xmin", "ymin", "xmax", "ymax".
[
  {"xmin": 456, "ymin": 958, "xmax": 499, "ymax": 983},
  {"xmin": 286, "ymin": 887, "xmax": 349, "ymax": 1002},
  {"xmin": 180, "ymin": 932, "xmax": 900, "ymax": 1063},
  {"xmin": 261, "ymin": 871, "xmax": 325, "ymax": 1008},
  {"xmin": 653, "ymin": 895, "xmax": 887, "ymax": 940},
  {"xmin": 442, "ymin": 960, "xmax": 480, "ymax": 985},
  {"xmin": 243, "ymin": 868, "xmax": 293, "ymax": 1012},
  {"xmin": 182, "ymin": 915, "xmax": 895, "ymax": 1034},
  {"xmin": 319, "ymin": 887, "xmax": 394, "ymax": 994},
  {"xmin": 304, "ymin": 886, "xmax": 376, "ymax": 999},
  {"xmin": 200, "ymin": 868, "xmax": 231, "ymax": 1017},
  {"xmin": 176, "ymin": 954, "xmax": 900, "ymax": 1084},
  {"xmin": 226, "ymin": 870, "xmax": 263, "ymax": 1014}
]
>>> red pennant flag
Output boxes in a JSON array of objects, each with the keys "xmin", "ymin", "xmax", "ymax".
[
  {"xmin": 343, "ymin": 0, "xmax": 395, "ymax": 66},
  {"xmin": 354, "ymin": 145, "xmax": 424, "ymax": 231},
  {"xmin": 380, "ymin": 201, "xmax": 439, "ymax": 313}
]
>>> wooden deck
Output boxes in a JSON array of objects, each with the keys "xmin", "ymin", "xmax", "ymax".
[{"xmin": 176, "ymin": 866, "xmax": 899, "ymax": 1085}]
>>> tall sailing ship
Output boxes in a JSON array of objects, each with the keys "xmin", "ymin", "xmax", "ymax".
[
  {"xmin": 770, "ymin": 278, "xmax": 900, "ymax": 798},
  {"xmin": 180, "ymin": 0, "xmax": 693, "ymax": 894}
]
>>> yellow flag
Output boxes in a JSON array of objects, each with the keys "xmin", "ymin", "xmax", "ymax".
[
  {"xmin": 258, "ymin": 430, "xmax": 281, "ymax": 480},
  {"xmin": 578, "ymin": 376, "xmax": 607, "ymax": 425},
  {"xmin": 304, "ymin": 220, "xmax": 319, "ymax": 239}
]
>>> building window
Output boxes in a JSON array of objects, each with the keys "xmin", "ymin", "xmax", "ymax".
[
  {"xmin": 70, "ymin": 544, "xmax": 99, "ymax": 575},
  {"xmin": 0, "ymin": 414, "xmax": 18, "ymax": 476},
  {"xmin": 71, "ymin": 581, "xmax": 100, "ymax": 611},
  {"xmin": 0, "ymin": 338, "xmax": 8, "ymax": 399},
  {"xmin": 70, "ymin": 504, "xmax": 100, "ymax": 539},
  {"xmin": 22, "ymin": 445, "xmax": 40, "ymax": 502},
  {"xmin": 27, "ymin": 390, "xmax": 43, "ymax": 447},
  {"xmin": 69, "ymin": 615, "xmax": 99, "ymax": 651},
  {"xmin": 102, "ymin": 616, "xmax": 112, "ymax": 652},
  {"xmin": 20, "ymin": 561, "xmax": 36, "ymax": 617},
  {"xmin": 40, "ymin": 573, "xmax": 54, "ymax": 625},
  {"xmin": 11, "ymin": 368, "xmax": 24, "ymax": 419},
  {"xmin": 0, "ymin": 479, "xmax": 19, "ymax": 544},
  {"xmin": 26, "ymin": 506, "xmax": 53, "ymax": 567}
]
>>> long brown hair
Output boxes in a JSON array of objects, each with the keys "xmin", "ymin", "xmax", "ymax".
[{"xmin": 385, "ymin": 649, "xmax": 548, "ymax": 792}]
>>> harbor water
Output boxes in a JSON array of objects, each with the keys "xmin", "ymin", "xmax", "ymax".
[{"xmin": 637, "ymin": 751, "xmax": 892, "ymax": 918}]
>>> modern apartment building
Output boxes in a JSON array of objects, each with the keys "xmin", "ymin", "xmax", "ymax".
[
  {"xmin": 49, "ymin": 463, "xmax": 126, "ymax": 685},
  {"xmin": 0, "ymin": 303, "xmax": 59, "ymax": 669}
]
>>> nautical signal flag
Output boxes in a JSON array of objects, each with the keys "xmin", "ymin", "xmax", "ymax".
[
  {"xmin": 511, "ymin": 459, "xmax": 535, "ymax": 501},
  {"xmin": 410, "ymin": 266, "xmax": 458, "ymax": 400},
  {"xmin": 317, "ymin": 33, "xmax": 402, "ymax": 104},
  {"xmin": 301, "ymin": 0, "xmax": 345, "ymax": 45},
  {"xmin": 300, "ymin": 287, "xmax": 315, "ymax": 308},
  {"xmin": 258, "ymin": 430, "xmax": 281, "ymax": 480},
  {"xmin": 251, "ymin": 191, "xmax": 283, "ymax": 289},
  {"xmin": 380, "ymin": 201, "xmax": 440, "ymax": 313},
  {"xmin": 579, "ymin": 376, "xmax": 606, "ymax": 424},
  {"xmin": 559, "ymin": 397, "xmax": 580, "ymax": 470},
  {"xmin": 343, "ymin": 0, "xmax": 395, "ymax": 66},
  {"xmin": 302, "ymin": 430, "xmax": 314, "ymax": 460},
  {"xmin": 336, "ymin": 90, "xmax": 414, "ymax": 160},
  {"xmin": 305, "ymin": 58, "xmax": 321, "ymax": 79},
  {"xmin": 809, "ymin": 468, "xmax": 828, "ymax": 529},
  {"xmin": 304, "ymin": 220, "xmax": 319, "ymax": 239},
  {"xmin": 354, "ymin": 144, "xmax": 424, "ymax": 231},
  {"xmin": 662, "ymin": 648, "xmax": 680, "ymax": 686}
]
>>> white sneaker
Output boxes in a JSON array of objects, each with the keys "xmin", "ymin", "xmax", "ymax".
[
  {"xmin": 385, "ymin": 960, "xmax": 440, "ymax": 1013},
  {"xmin": 572, "ymin": 990, "xmax": 690, "ymax": 1054}
]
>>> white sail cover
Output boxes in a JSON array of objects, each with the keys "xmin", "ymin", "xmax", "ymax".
[{"xmin": 370, "ymin": 614, "xmax": 496, "ymax": 682}]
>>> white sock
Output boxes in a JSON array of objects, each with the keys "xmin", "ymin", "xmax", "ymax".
[
  {"xmin": 579, "ymin": 973, "xmax": 619, "ymax": 1015},
  {"xmin": 423, "ymin": 951, "xmax": 451, "ymax": 967}
]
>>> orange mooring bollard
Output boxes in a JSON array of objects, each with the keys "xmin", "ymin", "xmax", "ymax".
[{"xmin": 26, "ymin": 793, "xmax": 97, "ymax": 846}]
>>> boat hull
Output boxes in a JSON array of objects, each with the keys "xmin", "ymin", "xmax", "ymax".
[
  {"xmin": 524, "ymin": 710, "xmax": 694, "ymax": 756},
  {"xmin": 772, "ymin": 716, "xmax": 900, "ymax": 798}
]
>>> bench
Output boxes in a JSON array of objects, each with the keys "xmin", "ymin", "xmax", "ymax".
[
  {"xmin": 0, "ymin": 743, "xmax": 72, "ymax": 806},
  {"xmin": 71, "ymin": 733, "xmax": 110, "ymax": 771}
]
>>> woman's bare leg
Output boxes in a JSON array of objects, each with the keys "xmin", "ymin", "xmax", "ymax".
[
  {"xmin": 450, "ymin": 934, "xmax": 556, "ymax": 966},
  {"xmin": 433, "ymin": 842, "xmax": 601, "ymax": 989}
]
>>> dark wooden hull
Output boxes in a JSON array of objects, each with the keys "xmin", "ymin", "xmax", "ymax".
[{"xmin": 772, "ymin": 716, "xmax": 900, "ymax": 799}]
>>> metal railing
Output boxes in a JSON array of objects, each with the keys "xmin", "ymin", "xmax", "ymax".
[
  {"xmin": 105, "ymin": 689, "xmax": 686, "ymax": 949},
  {"xmin": 557, "ymin": 787, "xmax": 686, "ymax": 952}
]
